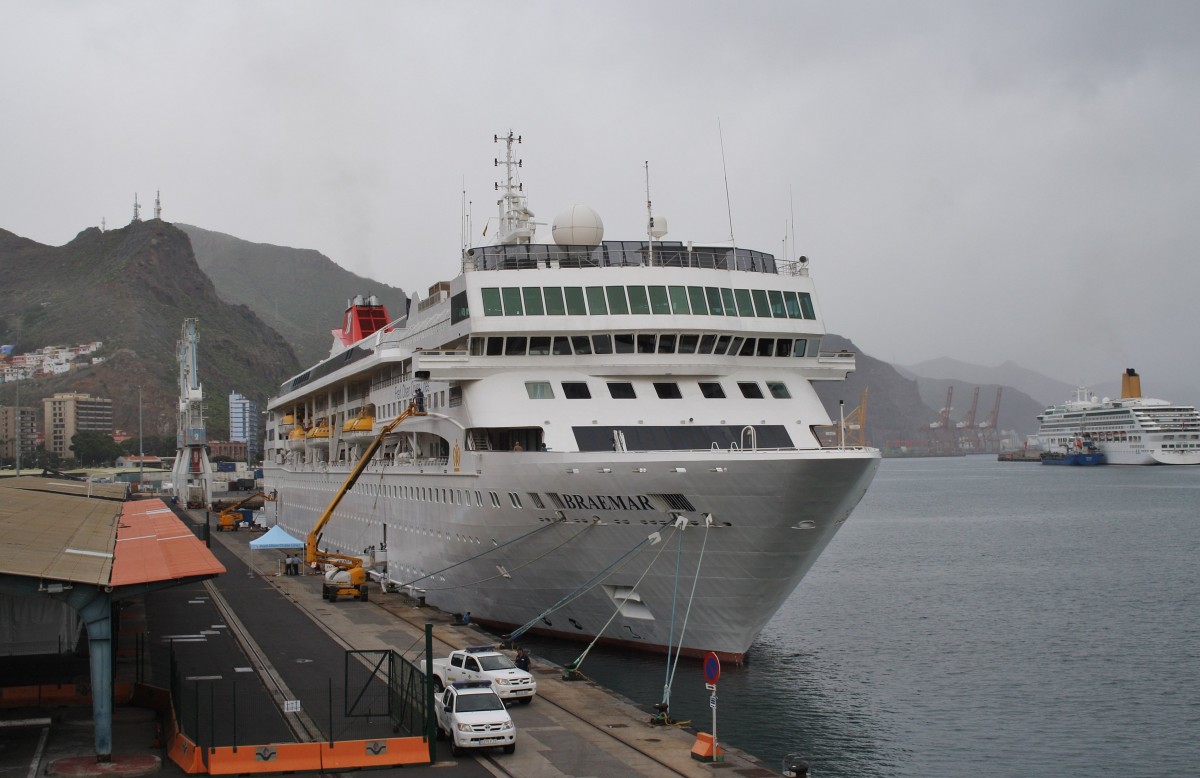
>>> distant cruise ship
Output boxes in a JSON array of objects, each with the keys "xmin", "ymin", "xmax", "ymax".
[
  {"xmin": 262, "ymin": 134, "xmax": 880, "ymax": 662},
  {"xmin": 1036, "ymin": 369, "xmax": 1200, "ymax": 465}
]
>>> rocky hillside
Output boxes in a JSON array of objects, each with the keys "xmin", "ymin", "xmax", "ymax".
[
  {"xmin": 179, "ymin": 224, "xmax": 409, "ymax": 366},
  {"xmin": 0, "ymin": 220, "xmax": 301, "ymax": 439}
]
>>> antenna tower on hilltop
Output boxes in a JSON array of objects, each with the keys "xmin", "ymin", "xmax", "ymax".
[
  {"xmin": 132, "ymin": 194, "xmax": 141, "ymax": 223},
  {"xmin": 154, "ymin": 190, "xmax": 162, "ymax": 220}
]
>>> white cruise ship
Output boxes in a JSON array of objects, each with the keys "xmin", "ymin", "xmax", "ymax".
[
  {"xmin": 262, "ymin": 134, "xmax": 880, "ymax": 662},
  {"xmin": 1036, "ymin": 369, "xmax": 1200, "ymax": 465}
]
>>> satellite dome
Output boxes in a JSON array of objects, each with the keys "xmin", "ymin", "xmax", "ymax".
[{"xmin": 552, "ymin": 205, "xmax": 604, "ymax": 246}]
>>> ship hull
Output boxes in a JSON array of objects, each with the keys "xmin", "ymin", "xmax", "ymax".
[{"xmin": 265, "ymin": 447, "xmax": 878, "ymax": 663}]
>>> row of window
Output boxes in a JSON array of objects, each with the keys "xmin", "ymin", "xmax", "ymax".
[
  {"xmin": 524, "ymin": 379, "xmax": 792, "ymax": 400},
  {"xmin": 470, "ymin": 333, "xmax": 820, "ymax": 358},
  {"xmin": 480, "ymin": 284, "xmax": 815, "ymax": 320}
]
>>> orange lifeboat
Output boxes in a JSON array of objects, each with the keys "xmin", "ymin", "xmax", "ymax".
[{"xmin": 342, "ymin": 405, "xmax": 376, "ymax": 440}]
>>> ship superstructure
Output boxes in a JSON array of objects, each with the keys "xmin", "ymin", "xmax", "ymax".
[
  {"xmin": 262, "ymin": 135, "xmax": 880, "ymax": 661},
  {"xmin": 1036, "ymin": 369, "xmax": 1200, "ymax": 465}
]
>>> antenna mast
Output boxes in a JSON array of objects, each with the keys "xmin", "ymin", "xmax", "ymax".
[
  {"xmin": 493, "ymin": 131, "xmax": 534, "ymax": 245},
  {"xmin": 645, "ymin": 161, "xmax": 654, "ymax": 266},
  {"xmin": 718, "ymin": 119, "xmax": 736, "ymax": 257},
  {"xmin": 132, "ymin": 193, "xmax": 141, "ymax": 223},
  {"xmin": 154, "ymin": 190, "xmax": 162, "ymax": 220}
]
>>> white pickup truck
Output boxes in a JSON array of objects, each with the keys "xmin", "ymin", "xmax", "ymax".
[
  {"xmin": 434, "ymin": 681, "xmax": 516, "ymax": 756},
  {"xmin": 431, "ymin": 646, "xmax": 536, "ymax": 704}
]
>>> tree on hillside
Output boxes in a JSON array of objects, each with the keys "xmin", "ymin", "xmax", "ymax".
[{"xmin": 71, "ymin": 431, "xmax": 123, "ymax": 467}]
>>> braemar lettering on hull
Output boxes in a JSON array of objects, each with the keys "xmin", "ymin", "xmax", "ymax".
[{"xmin": 560, "ymin": 494, "xmax": 655, "ymax": 511}]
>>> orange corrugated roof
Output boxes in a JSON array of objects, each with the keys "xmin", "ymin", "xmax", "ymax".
[{"xmin": 110, "ymin": 499, "xmax": 225, "ymax": 586}]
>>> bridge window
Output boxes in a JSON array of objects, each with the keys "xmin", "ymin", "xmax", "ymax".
[
  {"xmin": 768, "ymin": 289, "xmax": 786, "ymax": 317},
  {"xmin": 699, "ymin": 382, "xmax": 725, "ymax": 399},
  {"xmin": 482, "ymin": 288, "xmax": 503, "ymax": 316},
  {"xmin": 637, "ymin": 334, "xmax": 656, "ymax": 354},
  {"xmin": 752, "ymin": 289, "xmax": 772, "ymax": 317},
  {"xmin": 678, "ymin": 334, "xmax": 699, "ymax": 354},
  {"xmin": 720, "ymin": 288, "xmax": 738, "ymax": 316},
  {"xmin": 523, "ymin": 287, "xmax": 545, "ymax": 315},
  {"xmin": 698, "ymin": 334, "xmax": 717, "ymax": 354},
  {"xmin": 775, "ymin": 339, "xmax": 792, "ymax": 357},
  {"xmin": 606, "ymin": 286, "xmax": 629, "ymax": 314},
  {"xmin": 792, "ymin": 338, "xmax": 807, "ymax": 357},
  {"xmin": 738, "ymin": 338, "xmax": 756, "ymax": 356},
  {"xmin": 552, "ymin": 336, "xmax": 573, "ymax": 355},
  {"xmin": 714, "ymin": 335, "xmax": 732, "ymax": 354},
  {"xmin": 544, "ymin": 286, "xmax": 566, "ymax": 315},
  {"xmin": 571, "ymin": 335, "xmax": 592, "ymax": 355},
  {"xmin": 756, "ymin": 338, "xmax": 775, "ymax": 357},
  {"xmin": 688, "ymin": 286, "xmax": 708, "ymax": 315},
  {"xmin": 505, "ymin": 337, "xmax": 527, "ymax": 356},
  {"xmin": 502, "ymin": 287, "xmax": 523, "ymax": 316},
  {"xmin": 529, "ymin": 336, "xmax": 551, "ymax": 355},
  {"xmin": 648, "ymin": 286, "xmax": 671, "ymax": 314},
  {"xmin": 486, "ymin": 337, "xmax": 503, "ymax": 356},
  {"xmin": 564, "ymin": 287, "xmax": 587, "ymax": 315},
  {"xmin": 799, "ymin": 292, "xmax": 815, "ymax": 319},
  {"xmin": 734, "ymin": 289, "xmax": 754, "ymax": 317},
  {"xmin": 591, "ymin": 334, "xmax": 613, "ymax": 354},
  {"xmin": 614, "ymin": 333, "xmax": 635, "ymax": 354},
  {"xmin": 705, "ymin": 287, "xmax": 724, "ymax": 316},
  {"xmin": 627, "ymin": 285, "xmax": 650, "ymax": 314},
  {"xmin": 658, "ymin": 334, "xmax": 677, "ymax": 354},
  {"xmin": 669, "ymin": 286, "xmax": 690, "ymax": 314},
  {"xmin": 586, "ymin": 286, "xmax": 608, "ymax": 315}
]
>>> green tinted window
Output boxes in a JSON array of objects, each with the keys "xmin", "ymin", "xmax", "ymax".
[
  {"xmin": 564, "ymin": 287, "xmax": 587, "ymax": 315},
  {"xmin": 501, "ymin": 287, "xmax": 523, "ymax": 316},
  {"xmin": 627, "ymin": 286, "xmax": 650, "ymax": 314},
  {"xmin": 688, "ymin": 287, "xmax": 708, "ymax": 315},
  {"xmin": 734, "ymin": 288, "xmax": 754, "ymax": 317},
  {"xmin": 767, "ymin": 289, "xmax": 786, "ymax": 318},
  {"xmin": 783, "ymin": 291, "xmax": 802, "ymax": 319},
  {"xmin": 606, "ymin": 286, "xmax": 629, "ymax": 314},
  {"xmin": 544, "ymin": 287, "xmax": 566, "ymax": 315},
  {"xmin": 751, "ymin": 289, "xmax": 771, "ymax": 317},
  {"xmin": 586, "ymin": 286, "xmax": 608, "ymax": 315},
  {"xmin": 798, "ymin": 292, "xmax": 815, "ymax": 319},
  {"xmin": 523, "ymin": 287, "xmax": 544, "ymax": 315},
  {"xmin": 482, "ymin": 288, "xmax": 503, "ymax": 316},
  {"xmin": 648, "ymin": 286, "xmax": 671, "ymax": 314},
  {"xmin": 705, "ymin": 287, "xmax": 724, "ymax": 316},
  {"xmin": 720, "ymin": 288, "xmax": 737, "ymax": 316},
  {"xmin": 669, "ymin": 286, "xmax": 690, "ymax": 314}
]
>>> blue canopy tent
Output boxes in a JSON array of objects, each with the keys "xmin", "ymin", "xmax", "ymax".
[{"xmin": 248, "ymin": 525, "xmax": 305, "ymax": 576}]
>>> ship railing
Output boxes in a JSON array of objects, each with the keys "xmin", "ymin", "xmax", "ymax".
[{"xmin": 462, "ymin": 242, "xmax": 790, "ymax": 275}]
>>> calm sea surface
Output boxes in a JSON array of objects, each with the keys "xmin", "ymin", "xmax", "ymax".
[{"xmin": 519, "ymin": 456, "xmax": 1200, "ymax": 777}]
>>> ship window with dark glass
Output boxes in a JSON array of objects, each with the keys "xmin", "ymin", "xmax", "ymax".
[
  {"xmin": 570, "ymin": 335, "xmax": 591, "ymax": 355},
  {"xmin": 728, "ymin": 337, "xmax": 745, "ymax": 355},
  {"xmin": 798, "ymin": 292, "xmax": 816, "ymax": 319},
  {"xmin": 544, "ymin": 287, "xmax": 566, "ymax": 315},
  {"xmin": 523, "ymin": 287, "xmax": 545, "ymax": 315},
  {"xmin": 591, "ymin": 334, "xmax": 613, "ymax": 354},
  {"xmin": 451, "ymin": 291, "xmax": 470, "ymax": 324},
  {"xmin": 552, "ymin": 336, "xmax": 573, "ymax": 355},
  {"xmin": 687, "ymin": 286, "xmax": 708, "ymax": 315},
  {"xmin": 562, "ymin": 382, "xmax": 592, "ymax": 399},
  {"xmin": 586, "ymin": 286, "xmax": 608, "ymax": 315},
  {"xmin": 669, "ymin": 286, "xmax": 691, "ymax": 314},
  {"xmin": 648, "ymin": 285, "xmax": 671, "ymax": 314},
  {"xmin": 482, "ymin": 288, "xmax": 503, "ymax": 316},
  {"xmin": 756, "ymin": 338, "xmax": 774, "ymax": 357},
  {"xmin": 767, "ymin": 382, "xmax": 791, "ymax": 399},
  {"xmin": 714, "ymin": 335, "xmax": 732, "ymax": 354},
  {"xmin": 698, "ymin": 334, "xmax": 717, "ymax": 354},
  {"xmin": 528, "ymin": 337, "xmax": 551, "ymax": 355},
  {"xmin": 564, "ymin": 287, "xmax": 587, "ymax": 315},
  {"xmin": 699, "ymin": 382, "xmax": 726, "ymax": 399},
  {"xmin": 607, "ymin": 286, "xmax": 629, "ymax": 314},
  {"xmin": 738, "ymin": 338, "xmax": 756, "ymax": 356},
  {"xmin": 752, "ymin": 289, "xmax": 772, "ymax": 317},
  {"xmin": 470, "ymin": 337, "xmax": 486, "ymax": 356},
  {"xmin": 720, "ymin": 288, "xmax": 738, "ymax": 316},
  {"xmin": 505, "ymin": 337, "xmax": 527, "ymax": 356},
  {"xmin": 775, "ymin": 339, "xmax": 792, "ymax": 357},
  {"xmin": 627, "ymin": 285, "xmax": 650, "ymax": 314},
  {"xmin": 783, "ymin": 291, "xmax": 802, "ymax": 319},
  {"xmin": 738, "ymin": 382, "xmax": 765, "ymax": 399},
  {"xmin": 525, "ymin": 382, "xmax": 554, "ymax": 399},
  {"xmin": 486, "ymin": 337, "xmax": 504, "ymax": 356},
  {"xmin": 613, "ymin": 333, "xmax": 635, "ymax": 354},
  {"xmin": 637, "ymin": 334, "xmax": 656, "ymax": 353},
  {"xmin": 502, "ymin": 287, "xmax": 523, "ymax": 315},
  {"xmin": 654, "ymin": 382, "xmax": 683, "ymax": 399},
  {"xmin": 768, "ymin": 289, "xmax": 786, "ymax": 318},
  {"xmin": 734, "ymin": 289, "xmax": 755, "ymax": 317},
  {"xmin": 658, "ymin": 334, "xmax": 677, "ymax": 353},
  {"xmin": 607, "ymin": 382, "xmax": 637, "ymax": 399},
  {"xmin": 791, "ymin": 338, "xmax": 807, "ymax": 357},
  {"xmin": 678, "ymin": 334, "xmax": 699, "ymax": 354}
]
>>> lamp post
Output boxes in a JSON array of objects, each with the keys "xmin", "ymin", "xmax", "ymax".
[
  {"xmin": 138, "ymin": 385, "xmax": 144, "ymax": 490},
  {"xmin": 14, "ymin": 372, "xmax": 21, "ymax": 477}
]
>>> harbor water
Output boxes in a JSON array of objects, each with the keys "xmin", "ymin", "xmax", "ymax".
[{"xmin": 519, "ymin": 455, "xmax": 1200, "ymax": 777}]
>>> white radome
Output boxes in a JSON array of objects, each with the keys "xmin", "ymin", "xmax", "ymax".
[{"xmin": 552, "ymin": 204, "xmax": 604, "ymax": 246}]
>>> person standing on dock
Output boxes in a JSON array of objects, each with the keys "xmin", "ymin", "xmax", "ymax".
[{"xmin": 515, "ymin": 648, "xmax": 530, "ymax": 672}]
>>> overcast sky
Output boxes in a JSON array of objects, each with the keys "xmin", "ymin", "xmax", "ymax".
[{"xmin": 4, "ymin": 1, "xmax": 1198, "ymax": 398}]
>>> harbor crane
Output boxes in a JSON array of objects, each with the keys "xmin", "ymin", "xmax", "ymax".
[
  {"xmin": 171, "ymin": 318, "xmax": 212, "ymax": 508},
  {"xmin": 840, "ymin": 388, "xmax": 869, "ymax": 447},
  {"xmin": 977, "ymin": 387, "xmax": 1003, "ymax": 453}
]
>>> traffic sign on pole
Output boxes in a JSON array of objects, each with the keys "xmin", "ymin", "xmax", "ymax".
[{"xmin": 703, "ymin": 652, "xmax": 721, "ymax": 685}]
